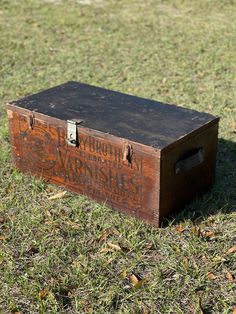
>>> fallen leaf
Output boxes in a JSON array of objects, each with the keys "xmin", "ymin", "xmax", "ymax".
[
  {"xmin": 227, "ymin": 244, "xmax": 236, "ymax": 255},
  {"xmin": 98, "ymin": 227, "xmax": 119, "ymax": 243},
  {"xmin": 99, "ymin": 230, "xmax": 111, "ymax": 243},
  {"xmin": 66, "ymin": 220, "xmax": 80, "ymax": 229},
  {"xmin": 67, "ymin": 291, "xmax": 73, "ymax": 297},
  {"xmin": 207, "ymin": 272, "xmax": 217, "ymax": 280},
  {"xmin": 129, "ymin": 273, "xmax": 139, "ymax": 286},
  {"xmin": 202, "ymin": 231, "xmax": 215, "ymax": 238},
  {"xmin": 38, "ymin": 288, "xmax": 49, "ymax": 299},
  {"xmin": 226, "ymin": 270, "xmax": 235, "ymax": 282},
  {"xmin": 175, "ymin": 226, "xmax": 186, "ymax": 233},
  {"xmin": 87, "ymin": 238, "xmax": 94, "ymax": 246},
  {"xmin": 232, "ymin": 307, "xmax": 236, "ymax": 314},
  {"xmin": 107, "ymin": 242, "xmax": 121, "ymax": 251},
  {"xmin": 129, "ymin": 274, "xmax": 147, "ymax": 289},
  {"xmin": 145, "ymin": 241, "xmax": 153, "ymax": 249},
  {"xmin": 0, "ymin": 236, "xmax": 6, "ymax": 241},
  {"xmin": 192, "ymin": 227, "xmax": 215, "ymax": 238},
  {"xmin": 99, "ymin": 248, "xmax": 112, "ymax": 254},
  {"xmin": 48, "ymin": 191, "xmax": 67, "ymax": 200},
  {"xmin": 212, "ymin": 255, "xmax": 227, "ymax": 264},
  {"xmin": 106, "ymin": 257, "xmax": 114, "ymax": 265}
]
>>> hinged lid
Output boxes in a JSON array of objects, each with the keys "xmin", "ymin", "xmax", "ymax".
[{"xmin": 9, "ymin": 81, "xmax": 219, "ymax": 150}]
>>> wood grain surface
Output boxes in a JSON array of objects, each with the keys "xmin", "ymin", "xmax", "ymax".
[
  {"xmin": 7, "ymin": 105, "xmax": 161, "ymax": 225},
  {"xmin": 6, "ymin": 82, "xmax": 219, "ymax": 226}
]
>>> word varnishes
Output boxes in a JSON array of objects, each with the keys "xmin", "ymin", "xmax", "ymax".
[
  {"xmin": 56, "ymin": 148, "xmax": 141, "ymax": 195},
  {"xmin": 57, "ymin": 128, "xmax": 141, "ymax": 170}
]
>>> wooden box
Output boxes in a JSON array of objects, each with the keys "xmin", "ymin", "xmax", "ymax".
[{"xmin": 6, "ymin": 81, "xmax": 219, "ymax": 226}]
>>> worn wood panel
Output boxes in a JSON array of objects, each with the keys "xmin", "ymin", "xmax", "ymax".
[
  {"xmin": 159, "ymin": 123, "xmax": 219, "ymax": 219},
  {"xmin": 9, "ymin": 81, "xmax": 218, "ymax": 149},
  {"xmin": 6, "ymin": 78, "xmax": 219, "ymax": 227},
  {"xmin": 7, "ymin": 106, "xmax": 160, "ymax": 225}
]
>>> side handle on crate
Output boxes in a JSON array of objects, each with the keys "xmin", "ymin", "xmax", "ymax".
[{"xmin": 175, "ymin": 148, "xmax": 204, "ymax": 174}]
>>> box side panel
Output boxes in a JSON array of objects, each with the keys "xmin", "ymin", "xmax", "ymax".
[
  {"xmin": 159, "ymin": 122, "xmax": 219, "ymax": 220},
  {"xmin": 7, "ymin": 106, "xmax": 161, "ymax": 226}
]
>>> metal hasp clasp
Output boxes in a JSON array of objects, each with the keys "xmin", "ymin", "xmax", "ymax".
[{"xmin": 67, "ymin": 120, "xmax": 78, "ymax": 147}]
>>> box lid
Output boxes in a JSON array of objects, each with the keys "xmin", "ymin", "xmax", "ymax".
[{"xmin": 10, "ymin": 81, "xmax": 219, "ymax": 149}]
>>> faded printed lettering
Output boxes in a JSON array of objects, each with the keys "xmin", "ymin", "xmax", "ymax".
[{"xmin": 17, "ymin": 118, "xmax": 143, "ymax": 208}]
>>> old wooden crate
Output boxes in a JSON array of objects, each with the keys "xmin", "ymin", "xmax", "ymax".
[{"xmin": 6, "ymin": 81, "xmax": 219, "ymax": 226}]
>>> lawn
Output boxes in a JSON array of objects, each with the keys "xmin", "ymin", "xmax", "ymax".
[{"xmin": 0, "ymin": 0, "xmax": 236, "ymax": 313}]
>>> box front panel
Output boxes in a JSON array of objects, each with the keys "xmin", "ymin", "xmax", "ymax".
[{"xmin": 7, "ymin": 108, "xmax": 160, "ymax": 225}]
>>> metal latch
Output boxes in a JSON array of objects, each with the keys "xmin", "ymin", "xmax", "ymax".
[
  {"xmin": 122, "ymin": 142, "xmax": 133, "ymax": 164},
  {"xmin": 67, "ymin": 120, "xmax": 78, "ymax": 147},
  {"xmin": 67, "ymin": 119, "xmax": 84, "ymax": 147}
]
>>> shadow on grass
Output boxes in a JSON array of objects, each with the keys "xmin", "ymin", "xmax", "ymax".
[{"xmin": 164, "ymin": 138, "xmax": 236, "ymax": 226}]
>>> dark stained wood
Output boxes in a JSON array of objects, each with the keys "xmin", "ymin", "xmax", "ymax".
[
  {"xmin": 9, "ymin": 81, "xmax": 218, "ymax": 149},
  {"xmin": 159, "ymin": 123, "xmax": 219, "ymax": 220},
  {"xmin": 6, "ymin": 81, "xmax": 220, "ymax": 226}
]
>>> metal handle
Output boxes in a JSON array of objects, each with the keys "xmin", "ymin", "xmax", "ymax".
[
  {"xmin": 122, "ymin": 143, "xmax": 133, "ymax": 163},
  {"xmin": 175, "ymin": 148, "xmax": 204, "ymax": 174}
]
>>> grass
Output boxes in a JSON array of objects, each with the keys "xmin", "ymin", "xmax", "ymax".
[{"xmin": 0, "ymin": 0, "xmax": 236, "ymax": 313}]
